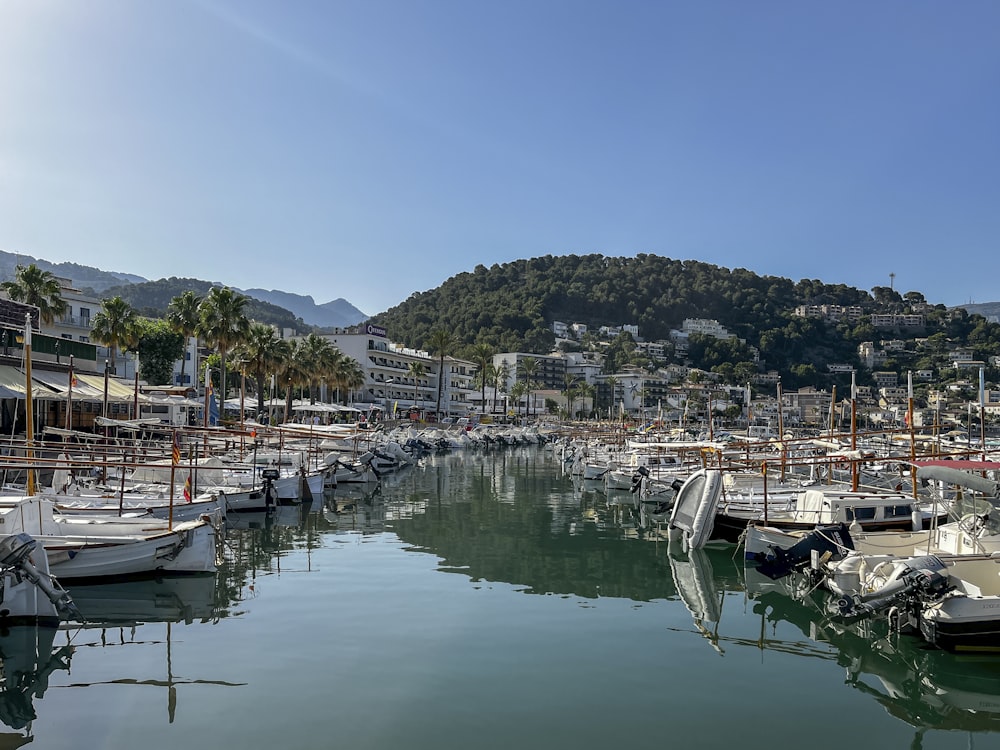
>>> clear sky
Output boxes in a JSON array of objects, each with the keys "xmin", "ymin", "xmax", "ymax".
[{"xmin": 2, "ymin": 1, "xmax": 998, "ymax": 317}]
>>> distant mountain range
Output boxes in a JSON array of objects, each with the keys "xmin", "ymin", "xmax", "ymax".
[
  {"xmin": 0, "ymin": 250, "xmax": 368, "ymax": 329},
  {"xmin": 240, "ymin": 288, "xmax": 367, "ymax": 330},
  {"xmin": 958, "ymin": 302, "xmax": 1000, "ymax": 321}
]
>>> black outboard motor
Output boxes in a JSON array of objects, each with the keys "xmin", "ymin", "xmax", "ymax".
[
  {"xmin": 261, "ymin": 468, "xmax": 280, "ymax": 509},
  {"xmin": 837, "ymin": 555, "xmax": 953, "ymax": 621},
  {"xmin": 747, "ymin": 523, "xmax": 855, "ymax": 580},
  {"xmin": 630, "ymin": 466, "xmax": 650, "ymax": 494}
]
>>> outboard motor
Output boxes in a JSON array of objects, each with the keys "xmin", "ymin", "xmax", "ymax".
[
  {"xmin": 747, "ymin": 523, "xmax": 856, "ymax": 581},
  {"xmin": 837, "ymin": 555, "xmax": 953, "ymax": 621},
  {"xmin": 260, "ymin": 468, "xmax": 280, "ymax": 509},
  {"xmin": 0, "ymin": 533, "xmax": 80, "ymax": 619},
  {"xmin": 630, "ymin": 466, "xmax": 650, "ymax": 494}
]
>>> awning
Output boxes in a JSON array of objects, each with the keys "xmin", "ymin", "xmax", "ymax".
[
  {"xmin": 912, "ymin": 459, "xmax": 1000, "ymax": 470},
  {"xmin": 76, "ymin": 373, "xmax": 137, "ymax": 402},
  {"xmin": 29, "ymin": 369, "xmax": 110, "ymax": 401},
  {"xmin": 0, "ymin": 366, "xmax": 28, "ymax": 398}
]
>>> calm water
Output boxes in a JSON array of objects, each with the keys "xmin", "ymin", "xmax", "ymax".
[{"xmin": 7, "ymin": 445, "xmax": 1000, "ymax": 749}]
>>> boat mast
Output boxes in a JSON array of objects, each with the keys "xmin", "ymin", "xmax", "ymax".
[{"xmin": 24, "ymin": 312, "xmax": 36, "ymax": 496}]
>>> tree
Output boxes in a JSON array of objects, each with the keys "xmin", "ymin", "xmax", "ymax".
[
  {"xmin": 166, "ymin": 290, "xmax": 202, "ymax": 386},
  {"xmin": 494, "ymin": 361, "xmax": 510, "ymax": 415},
  {"xmin": 91, "ymin": 297, "xmax": 139, "ymax": 374},
  {"xmin": 604, "ymin": 375, "xmax": 619, "ymax": 415},
  {"xmin": 407, "ymin": 361, "xmax": 427, "ymax": 415},
  {"xmin": 578, "ymin": 382, "xmax": 595, "ymax": 419},
  {"xmin": 468, "ymin": 342, "xmax": 494, "ymax": 416},
  {"xmin": 562, "ymin": 373, "xmax": 577, "ymax": 421},
  {"xmin": 1, "ymin": 264, "xmax": 67, "ymax": 325},
  {"xmin": 426, "ymin": 329, "xmax": 456, "ymax": 419},
  {"xmin": 516, "ymin": 357, "xmax": 538, "ymax": 418},
  {"xmin": 509, "ymin": 380, "xmax": 528, "ymax": 418},
  {"xmin": 276, "ymin": 339, "xmax": 305, "ymax": 423},
  {"xmin": 331, "ymin": 354, "xmax": 364, "ymax": 406},
  {"xmin": 134, "ymin": 319, "xmax": 185, "ymax": 385},
  {"xmin": 234, "ymin": 322, "xmax": 285, "ymax": 417},
  {"xmin": 198, "ymin": 287, "xmax": 250, "ymax": 406},
  {"xmin": 295, "ymin": 333, "xmax": 338, "ymax": 404}
]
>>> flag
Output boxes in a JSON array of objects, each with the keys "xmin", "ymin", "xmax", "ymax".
[
  {"xmin": 172, "ymin": 433, "xmax": 181, "ymax": 465},
  {"xmin": 208, "ymin": 390, "xmax": 219, "ymax": 426},
  {"xmin": 183, "ymin": 473, "xmax": 192, "ymax": 502}
]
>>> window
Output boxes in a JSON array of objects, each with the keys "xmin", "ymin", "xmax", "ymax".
[{"xmin": 848, "ymin": 507, "xmax": 877, "ymax": 521}]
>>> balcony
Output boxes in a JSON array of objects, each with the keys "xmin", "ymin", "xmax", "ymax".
[{"xmin": 58, "ymin": 314, "xmax": 92, "ymax": 329}]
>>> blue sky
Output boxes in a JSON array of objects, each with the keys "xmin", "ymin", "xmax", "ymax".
[{"xmin": 2, "ymin": 1, "xmax": 998, "ymax": 317}]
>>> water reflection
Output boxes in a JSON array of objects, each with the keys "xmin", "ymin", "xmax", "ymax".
[
  {"xmin": 0, "ymin": 497, "xmax": 335, "ymax": 741},
  {"xmin": 0, "ymin": 625, "xmax": 71, "ymax": 746},
  {"xmin": 374, "ymin": 448, "xmax": 1000, "ymax": 740},
  {"xmin": 0, "ymin": 448, "xmax": 995, "ymax": 745}
]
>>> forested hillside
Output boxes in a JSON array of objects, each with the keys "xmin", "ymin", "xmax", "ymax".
[{"xmin": 372, "ymin": 253, "xmax": 1000, "ymax": 389}]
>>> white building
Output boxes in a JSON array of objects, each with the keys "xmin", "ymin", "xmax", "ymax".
[{"xmin": 316, "ymin": 324, "xmax": 477, "ymax": 419}]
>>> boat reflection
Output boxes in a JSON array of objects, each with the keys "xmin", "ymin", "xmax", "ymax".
[
  {"xmin": 0, "ymin": 625, "xmax": 71, "ymax": 747},
  {"xmin": 67, "ymin": 574, "xmax": 221, "ymax": 625}
]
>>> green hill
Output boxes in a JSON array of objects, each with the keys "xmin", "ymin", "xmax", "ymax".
[{"xmin": 371, "ymin": 253, "xmax": 1000, "ymax": 390}]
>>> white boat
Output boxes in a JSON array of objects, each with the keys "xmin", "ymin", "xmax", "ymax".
[
  {"xmin": 0, "ymin": 497, "xmax": 218, "ymax": 581},
  {"xmin": 833, "ymin": 552, "xmax": 1000, "ymax": 653},
  {"xmin": 667, "ymin": 469, "xmax": 724, "ymax": 549},
  {"xmin": 744, "ymin": 463, "xmax": 1000, "ymax": 652},
  {"xmin": 47, "ymin": 487, "xmax": 225, "ymax": 525}
]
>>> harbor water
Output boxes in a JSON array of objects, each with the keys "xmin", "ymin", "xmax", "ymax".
[{"xmin": 10, "ymin": 444, "xmax": 1000, "ymax": 749}]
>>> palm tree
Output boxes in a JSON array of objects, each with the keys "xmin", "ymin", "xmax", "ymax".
[
  {"xmin": 578, "ymin": 382, "xmax": 596, "ymax": 420},
  {"xmin": 234, "ymin": 322, "xmax": 284, "ymax": 417},
  {"xmin": 331, "ymin": 354, "xmax": 364, "ymax": 406},
  {"xmin": 425, "ymin": 329, "xmax": 456, "ymax": 420},
  {"xmin": 468, "ymin": 342, "xmax": 494, "ymax": 416},
  {"xmin": 480, "ymin": 362, "xmax": 498, "ymax": 416},
  {"xmin": 166, "ymin": 290, "xmax": 202, "ymax": 386},
  {"xmin": 90, "ymin": 297, "xmax": 139, "ymax": 374},
  {"xmin": 1, "ymin": 263, "xmax": 68, "ymax": 325},
  {"xmin": 197, "ymin": 287, "xmax": 250, "ymax": 408},
  {"xmin": 563, "ymin": 373, "xmax": 579, "ymax": 420},
  {"xmin": 494, "ymin": 361, "xmax": 510, "ymax": 417},
  {"xmin": 509, "ymin": 380, "xmax": 528, "ymax": 418},
  {"xmin": 605, "ymin": 376, "xmax": 619, "ymax": 419},
  {"xmin": 296, "ymin": 334, "xmax": 338, "ymax": 404},
  {"xmin": 276, "ymin": 339, "xmax": 306, "ymax": 423},
  {"xmin": 517, "ymin": 357, "xmax": 538, "ymax": 418},
  {"xmin": 562, "ymin": 373, "xmax": 577, "ymax": 420},
  {"xmin": 407, "ymin": 361, "xmax": 427, "ymax": 417}
]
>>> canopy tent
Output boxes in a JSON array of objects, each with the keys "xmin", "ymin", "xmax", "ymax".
[
  {"xmin": 222, "ymin": 397, "xmax": 259, "ymax": 411},
  {"xmin": 291, "ymin": 402, "xmax": 361, "ymax": 413},
  {"xmin": 147, "ymin": 393, "xmax": 202, "ymax": 408}
]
